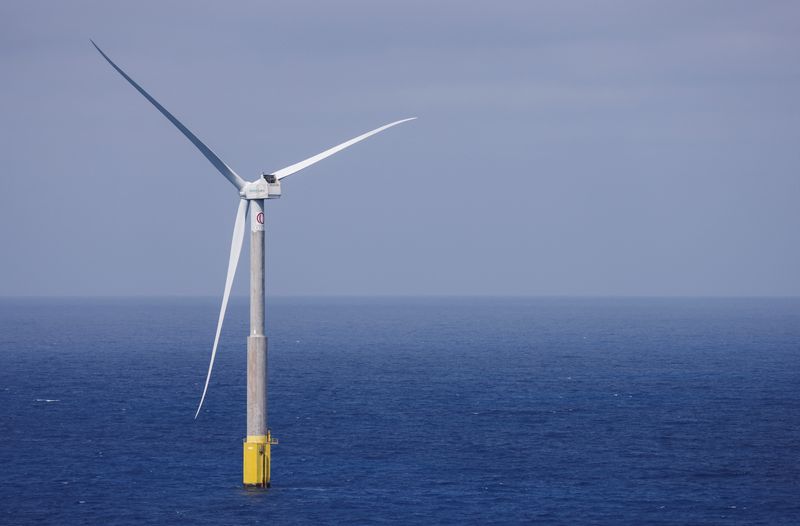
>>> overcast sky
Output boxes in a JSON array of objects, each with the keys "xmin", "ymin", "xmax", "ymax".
[{"xmin": 1, "ymin": 1, "xmax": 798, "ymax": 296}]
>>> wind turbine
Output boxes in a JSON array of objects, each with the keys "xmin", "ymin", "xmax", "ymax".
[{"xmin": 92, "ymin": 41, "xmax": 415, "ymax": 487}]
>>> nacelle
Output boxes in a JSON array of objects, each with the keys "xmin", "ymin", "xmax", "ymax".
[{"xmin": 241, "ymin": 175, "xmax": 281, "ymax": 199}]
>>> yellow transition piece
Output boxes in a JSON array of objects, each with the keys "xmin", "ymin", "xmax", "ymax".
[{"xmin": 243, "ymin": 432, "xmax": 273, "ymax": 487}]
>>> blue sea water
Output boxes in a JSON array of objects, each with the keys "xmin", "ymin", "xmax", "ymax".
[{"xmin": 1, "ymin": 297, "xmax": 798, "ymax": 525}]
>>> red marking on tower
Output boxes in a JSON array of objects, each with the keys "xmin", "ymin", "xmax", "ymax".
[{"xmin": 256, "ymin": 212, "xmax": 264, "ymax": 224}]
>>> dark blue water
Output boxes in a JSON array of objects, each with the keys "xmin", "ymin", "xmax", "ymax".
[{"xmin": 1, "ymin": 297, "xmax": 799, "ymax": 524}]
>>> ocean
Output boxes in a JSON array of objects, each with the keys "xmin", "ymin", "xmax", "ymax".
[{"xmin": 1, "ymin": 297, "xmax": 798, "ymax": 524}]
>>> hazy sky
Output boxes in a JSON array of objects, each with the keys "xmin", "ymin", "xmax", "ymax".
[{"xmin": 1, "ymin": 1, "xmax": 798, "ymax": 296}]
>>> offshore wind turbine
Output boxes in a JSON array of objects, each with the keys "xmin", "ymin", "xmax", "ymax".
[{"xmin": 92, "ymin": 41, "xmax": 415, "ymax": 487}]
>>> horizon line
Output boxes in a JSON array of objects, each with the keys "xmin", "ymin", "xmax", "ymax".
[{"xmin": 2, "ymin": 294, "xmax": 799, "ymax": 300}]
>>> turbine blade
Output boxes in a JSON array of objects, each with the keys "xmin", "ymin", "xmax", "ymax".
[
  {"xmin": 195, "ymin": 199, "xmax": 249, "ymax": 419},
  {"xmin": 271, "ymin": 118, "xmax": 417, "ymax": 180},
  {"xmin": 91, "ymin": 40, "xmax": 246, "ymax": 191}
]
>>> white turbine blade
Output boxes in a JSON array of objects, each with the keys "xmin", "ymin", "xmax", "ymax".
[
  {"xmin": 195, "ymin": 199, "xmax": 249, "ymax": 419},
  {"xmin": 271, "ymin": 118, "xmax": 417, "ymax": 180},
  {"xmin": 91, "ymin": 40, "xmax": 246, "ymax": 191}
]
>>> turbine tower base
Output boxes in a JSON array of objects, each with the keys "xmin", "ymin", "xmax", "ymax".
[{"xmin": 243, "ymin": 431, "xmax": 274, "ymax": 487}]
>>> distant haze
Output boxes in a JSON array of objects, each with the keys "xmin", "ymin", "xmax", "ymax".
[{"xmin": 1, "ymin": 1, "xmax": 798, "ymax": 297}]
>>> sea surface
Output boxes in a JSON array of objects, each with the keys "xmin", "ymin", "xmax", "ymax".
[{"xmin": 0, "ymin": 297, "xmax": 798, "ymax": 525}]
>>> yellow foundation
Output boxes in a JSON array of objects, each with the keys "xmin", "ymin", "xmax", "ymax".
[{"xmin": 243, "ymin": 432, "xmax": 274, "ymax": 487}]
